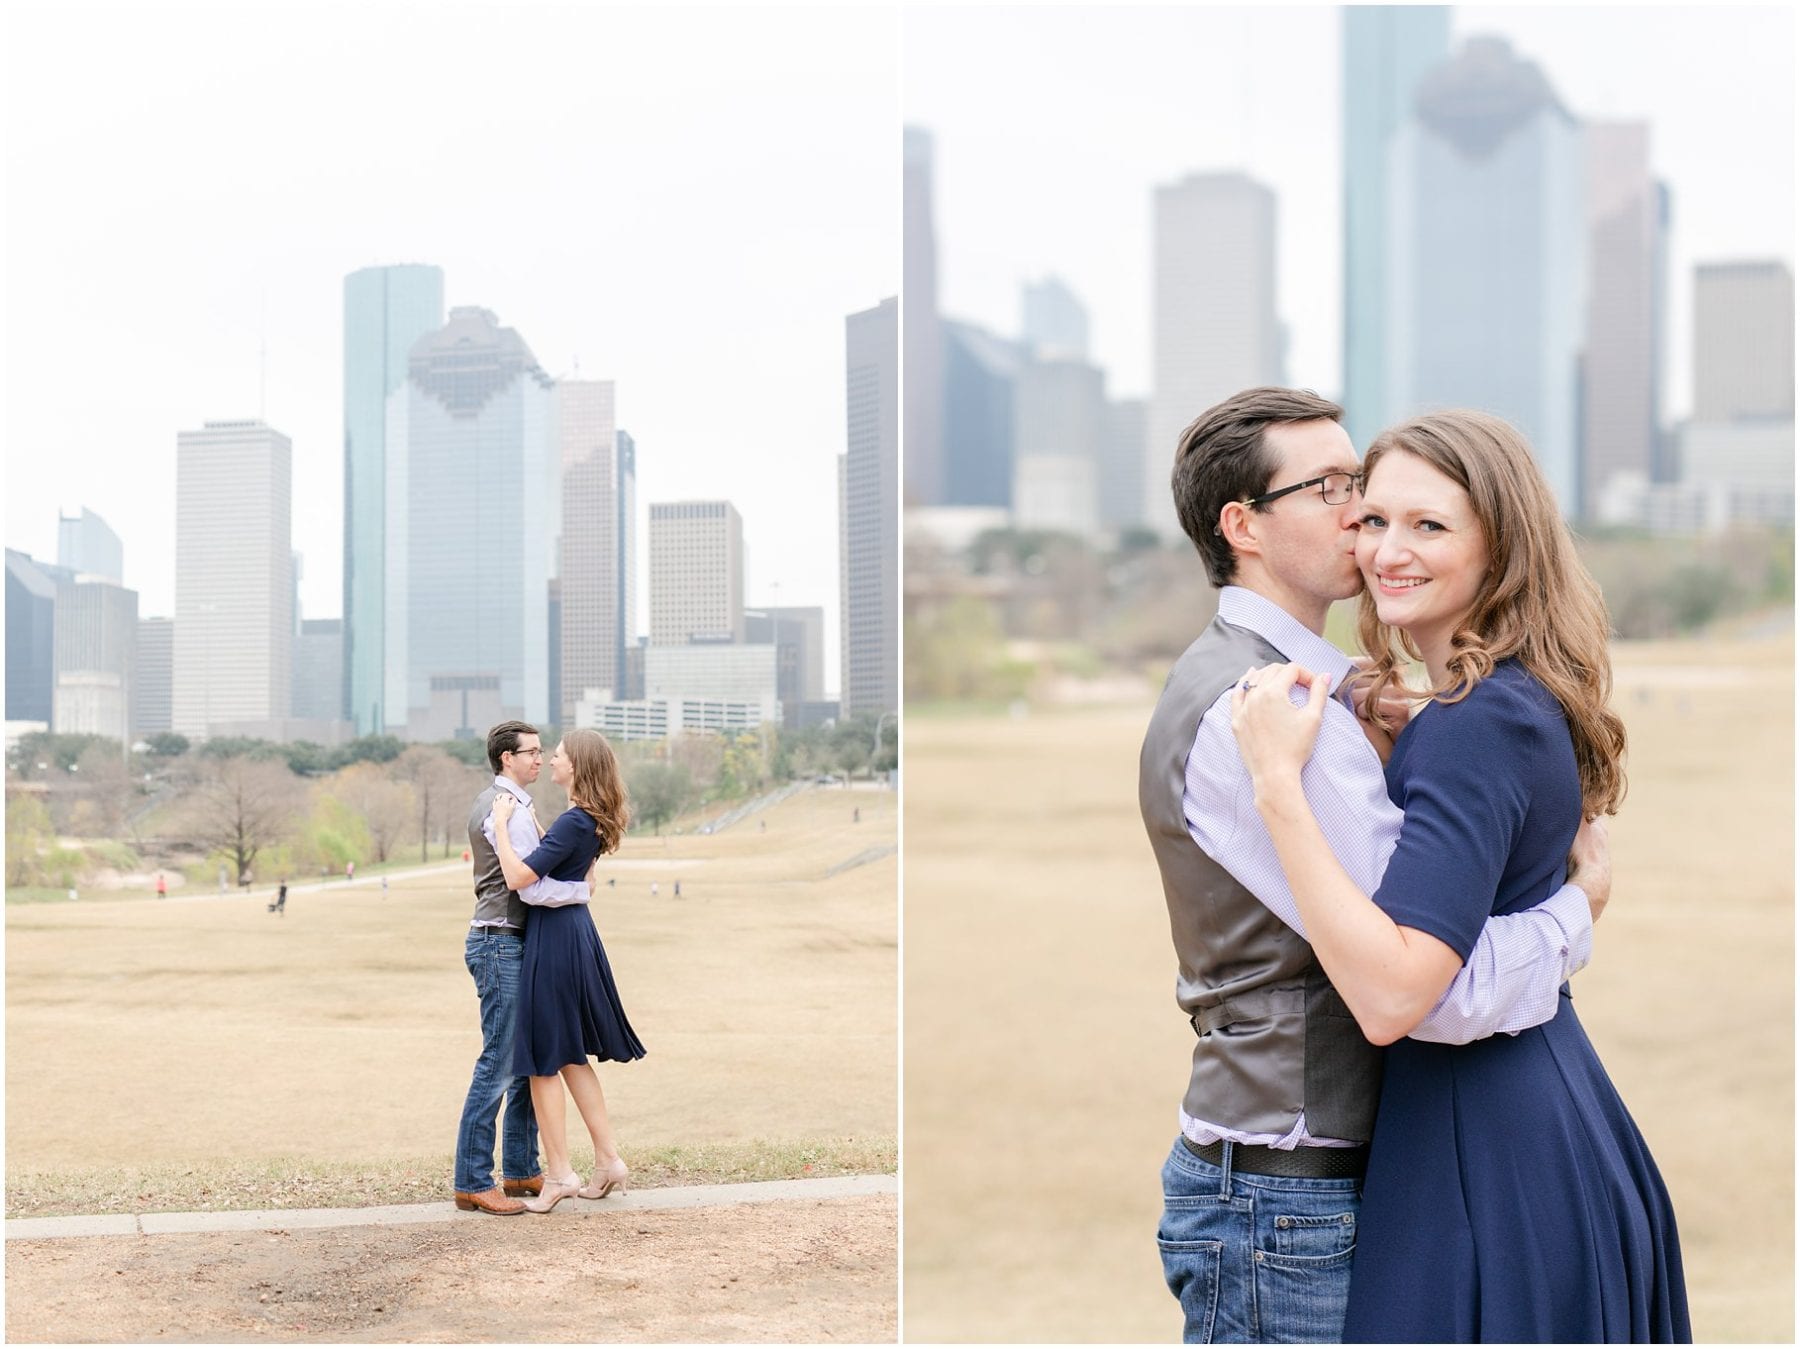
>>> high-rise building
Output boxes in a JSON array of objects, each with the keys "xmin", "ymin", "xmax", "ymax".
[
  {"xmin": 1342, "ymin": 6, "xmax": 1452, "ymax": 449},
  {"xmin": 1385, "ymin": 37, "xmax": 1587, "ymax": 514},
  {"xmin": 745, "ymin": 605, "xmax": 827, "ymax": 714},
  {"xmin": 1021, "ymin": 276, "xmax": 1090, "ymax": 360},
  {"xmin": 841, "ymin": 297, "xmax": 899, "ymax": 716},
  {"xmin": 1013, "ymin": 356, "xmax": 1106, "ymax": 536},
  {"xmin": 1100, "ymin": 397, "xmax": 1149, "ymax": 532},
  {"xmin": 1582, "ymin": 122, "xmax": 1664, "ymax": 519},
  {"xmin": 643, "ymin": 642, "xmax": 780, "ymax": 725},
  {"xmin": 557, "ymin": 380, "xmax": 619, "ymax": 725},
  {"xmin": 52, "ymin": 573, "xmax": 137, "ymax": 742},
  {"xmin": 1693, "ymin": 261, "xmax": 1794, "ymax": 422},
  {"xmin": 1150, "ymin": 172, "xmax": 1282, "ymax": 536},
  {"xmin": 292, "ymin": 619, "xmax": 345, "ymax": 724},
  {"xmin": 385, "ymin": 306, "xmax": 558, "ymax": 741},
  {"xmin": 5, "ymin": 549, "xmax": 59, "ymax": 725},
  {"xmin": 342, "ymin": 263, "xmax": 445, "ymax": 734},
  {"xmin": 904, "ymin": 126, "xmax": 945, "ymax": 507},
  {"xmin": 648, "ymin": 501, "xmax": 744, "ymax": 646},
  {"xmin": 132, "ymin": 616, "xmax": 174, "ymax": 737},
  {"xmin": 173, "ymin": 420, "xmax": 293, "ymax": 740},
  {"xmin": 616, "ymin": 430, "xmax": 638, "ymax": 690},
  {"xmin": 56, "ymin": 507, "xmax": 124, "ymax": 584},
  {"xmin": 942, "ymin": 319, "xmax": 1022, "ymax": 509}
]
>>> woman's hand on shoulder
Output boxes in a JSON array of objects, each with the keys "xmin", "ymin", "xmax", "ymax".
[
  {"xmin": 492, "ymin": 794, "xmax": 515, "ymax": 825},
  {"xmin": 1230, "ymin": 662, "xmax": 1331, "ymax": 791}
]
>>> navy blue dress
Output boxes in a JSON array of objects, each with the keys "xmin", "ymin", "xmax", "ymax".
[
  {"xmin": 512, "ymin": 807, "xmax": 646, "ymax": 1076},
  {"xmin": 1345, "ymin": 662, "xmax": 1689, "ymax": 1343}
]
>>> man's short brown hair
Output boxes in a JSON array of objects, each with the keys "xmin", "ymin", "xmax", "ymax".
[
  {"xmin": 1170, "ymin": 386, "xmax": 1345, "ymax": 587},
  {"xmin": 485, "ymin": 720, "xmax": 539, "ymax": 774}
]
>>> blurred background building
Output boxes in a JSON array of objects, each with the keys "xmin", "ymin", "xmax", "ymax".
[{"xmin": 842, "ymin": 296, "xmax": 899, "ymax": 716}]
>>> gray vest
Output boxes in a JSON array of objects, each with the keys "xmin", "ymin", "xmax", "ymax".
[
  {"xmin": 1139, "ymin": 615, "xmax": 1382, "ymax": 1142},
  {"xmin": 467, "ymin": 785, "xmax": 528, "ymax": 929}
]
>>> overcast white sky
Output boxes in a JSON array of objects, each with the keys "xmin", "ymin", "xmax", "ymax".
[
  {"xmin": 904, "ymin": 4, "xmax": 1793, "ymax": 417},
  {"xmin": 4, "ymin": 4, "xmax": 899, "ymax": 694}
]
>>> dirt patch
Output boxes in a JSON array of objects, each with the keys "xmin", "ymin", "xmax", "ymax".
[{"xmin": 5, "ymin": 1194, "xmax": 896, "ymax": 1343}]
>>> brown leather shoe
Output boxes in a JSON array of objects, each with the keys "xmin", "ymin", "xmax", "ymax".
[
  {"xmin": 454, "ymin": 1186, "xmax": 526, "ymax": 1215},
  {"xmin": 503, "ymin": 1174, "xmax": 545, "ymax": 1197}
]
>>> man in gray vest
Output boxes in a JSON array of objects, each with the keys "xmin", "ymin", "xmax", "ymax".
[
  {"xmin": 1141, "ymin": 388, "xmax": 1610, "ymax": 1340},
  {"xmin": 452, "ymin": 719, "xmax": 588, "ymax": 1215}
]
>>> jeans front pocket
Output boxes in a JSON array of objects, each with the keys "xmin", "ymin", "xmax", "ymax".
[
  {"xmin": 1157, "ymin": 1228, "xmax": 1224, "ymax": 1344},
  {"xmin": 1272, "ymin": 1208, "xmax": 1356, "ymax": 1260}
]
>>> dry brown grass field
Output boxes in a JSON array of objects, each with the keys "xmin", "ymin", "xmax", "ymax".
[
  {"xmin": 904, "ymin": 636, "xmax": 1793, "ymax": 1343},
  {"xmin": 6, "ymin": 784, "xmax": 896, "ymax": 1205}
]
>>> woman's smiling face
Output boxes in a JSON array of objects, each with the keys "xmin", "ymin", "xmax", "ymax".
[{"xmin": 1355, "ymin": 449, "xmax": 1488, "ymax": 655}]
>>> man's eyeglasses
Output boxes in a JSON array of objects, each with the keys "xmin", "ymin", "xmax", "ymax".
[
  {"xmin": 506, "ymin": 747, "xmax": 545, "ymax": 760},
  {"xmin": 1241, "ymin": 471, "xmax": 1363, "ymax": 508}
]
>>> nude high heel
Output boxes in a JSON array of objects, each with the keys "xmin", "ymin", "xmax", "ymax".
[
  {"xmin": 580, "ymin": 1158, "xmax": 629, "ymax": 1199},
  {"xmin": 523, "ymin": 1174, "xmax": 583, "ymax": 1213}
]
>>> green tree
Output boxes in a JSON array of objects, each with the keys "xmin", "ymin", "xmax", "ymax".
[
  {"xmin": 142, "ymin": 732, "xmax": 190, "ymax": 760},
  {"xmin": 6, "ymin": 792, "xmax": 53, "ymax": 885},
  {"xmin": 630, "ymin": 761, "xmax": 691, "ymax": 835}
]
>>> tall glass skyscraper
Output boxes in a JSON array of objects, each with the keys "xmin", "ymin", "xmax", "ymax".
[
  {"xmin": 384, "ymin": 306, "xmax": 558, "ymax": 740},
  {"xmin": 342, "ymin": 263, "xmax": 444, "ymax": 734},
  {"xmin": 615, "ymin": 429, "xmax": 638, "ymax": 704},
  {"xmin": 841, "ymin": 296, "xmax": 898, "ymax": 716},
  {"xmin": 557, "ymin": 379, "xmax": 618, "ymax": 726},
  {"xmin": 1341, "ymin": 5, "xmax": 1450, "ymax": 450},
  {"xmin": 1385, "ymin": 37, "xmax": 1588, "ymax": 515}
]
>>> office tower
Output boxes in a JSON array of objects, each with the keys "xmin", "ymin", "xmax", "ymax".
[
  {"xmin": 942, "ymin": 319, "xmax": 1021, "ymax": 508},
  {"xmin": 616, "ymin": 430, "xmax": 638, "ymax": 691},
  {"xmin": 1150, "ymin": 172, "xmax": 1282, "ymax": 536},
  {"xmin": 386, "ymin": 306, "xmax": 558, "ymax": 740},
  {"xmin": 1021, "ymin": 276, "xmax": 1090, "ymax": 360},
  {"xmin": 557, "ymin": 380, "xmax": 619, "ymax": 726},
  {"xmin": 1385, "ymin": 37, "xmax": 1587, "ymax": 515},
  {"xmin": 291, "ymin": 619, "xmax": 345, "ymax": 723},
  {"xmin": 1342, "ymin": 6, "xmax": 1452, "ymax": 448},
  {"xmin": 5, "ymin": 549, "xmax": 59, "ymax": 724},
  {"xmin": 648, "ymin": 501, "xmax": 744, "ymax": 646},
  {"xmin": 841, "ymin": 297, "xmax": 899, "ymax": 716},
  {"xmin": 1099, "ymin": 397, "xmax": 1148, "ymax": 532},
  {"xmin": 342, "ymin": 263, "xmax": 445, "ymax": 734},
  {"xmin": 52, "ymin": 572, "xmax": 137, "ymax": 742},
  {"xmin": 133, "ymin": 616, "xmax": 174, "ymax": 737},
  {"xmin": 745, "ymin": 604, "xmax": 827, "ymax": 716},
  {"xmin": 1582, "ymin": 122, "xmax": 1663, "ymax": 519},
  {"xmin": 1013, "ymin": 355, "xmax": 1106, "ymax": 536},
  {"xmin": 1693, "ymin": 261, "xmax": 1794, "ymax": 422},
  {"xmin": 173, "ymin": 420, "xmax": 293, "ymax": 740},
  {"xmin": 904, "ymin": 126, "xmax": 945, "ymax": 506},
  {"xmin": 644, "ymin": 643, "xmax": 780, "ymax": 725},
  {"xmin": 56, "ymin": 507, "xmax": 124, "ymax": 584}
]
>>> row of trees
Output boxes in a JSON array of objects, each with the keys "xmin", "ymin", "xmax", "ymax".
[{"xmin": 5, "ymin": 712, "xmax": 899, "ymax": 890}]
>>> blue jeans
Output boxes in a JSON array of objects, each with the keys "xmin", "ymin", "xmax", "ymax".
[
  {"xmin": 1158, "ymin": 1137, "xmax": 1362, "ymax": 1343},
  {"xmin": 453, "ymin": 929, "xmax": 539, "ymax": 1192}
]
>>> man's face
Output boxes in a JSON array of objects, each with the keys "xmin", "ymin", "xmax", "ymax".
[
  {"xmin": 1242, "ymin": 419, "xmax": 1364, "ymax": 607},
  {"xmin": 503, "ymin": 734, "xmax": 544, "ymax": 785}
]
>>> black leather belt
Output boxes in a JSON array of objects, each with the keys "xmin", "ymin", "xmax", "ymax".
[
  {"xmin": 1183, "ymin": 1135, "xmax": 1367, "ymax": 1179},
  {"xmin": 471, "ymin": 926, "xmax": 521, "ymax": 938}
]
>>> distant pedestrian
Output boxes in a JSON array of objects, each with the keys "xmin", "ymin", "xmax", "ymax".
[
  {"xmin": 382, "ymin": 875, "xmax": 389, "ymax": 896},
  {"xmin": 218, "ymin": 865, "xmax": 228, "ymax": 894},
  {"xmin": 651, "ymin": 881, "xmax": 659, "ymax": 897},
  {"xmin": 155, "ymin": 873, "xmax": 167, "ymax": 900},
  {"xmin": 607, "ymin": 876, "xmax": 615, "ymax": 889},
  {"xmin": 268, "ymin": 881, "xmax": 287, "ymax": 916},
  {"xmin": 673, "ymin": 879, "xmax": 682, "ymax": 899},
  {"xmin": 853, "ymin": 806, "xmax": 861, "ymax": 824},
  {"xmin": 759, "ymin": 819, "xmax": 766, "ymax": 833},
  {"xmin": 346, "ymin": 860, "xmax": 356, "ymax": 883}
]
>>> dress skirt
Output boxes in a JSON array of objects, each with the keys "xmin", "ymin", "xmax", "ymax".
[
  {"xmin": 514, "ymin": 902, "xmax": 646, "ymax": 1076},
  {"xmin": 1343, "ymin": 990, "xmax": 1689, "ymax": 1343}
]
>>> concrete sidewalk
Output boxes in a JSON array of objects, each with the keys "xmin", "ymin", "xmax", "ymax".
[{"xmin": 5, "ymin": 1173, "xmax": 896, "ymax": 1241}]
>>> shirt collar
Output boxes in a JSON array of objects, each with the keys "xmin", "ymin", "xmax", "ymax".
[
  {"xmin": 492, "ymin": 775, "xmax": 532, "ymax": 806},
  {"xmin": 1216, "ymin": 586, "xmax": 1355, "ymax": 694}
]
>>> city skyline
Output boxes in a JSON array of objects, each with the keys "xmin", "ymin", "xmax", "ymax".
[
  {"xmin": 903, "ymin": 5, "xmax": 1793, "ymax": 422},
  {"xmin": 4, "ymin": 6, "xmax": 897, "ymax": 691}
]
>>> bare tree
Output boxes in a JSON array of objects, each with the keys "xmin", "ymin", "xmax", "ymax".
[
  {"xmin": 175, "ymin": 755, "xmax": 303, "ymax": 883},
  {"xmin": 393, "ymin": 746, "xmax": 480, "ymax": 861},
  {"xmin": 328, "ymin": 762, "xmax": 416, "ymax": 865}
]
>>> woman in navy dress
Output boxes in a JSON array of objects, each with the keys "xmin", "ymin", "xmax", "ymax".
[
  {"xmin": 491, "ymin": 727, "xmax": 645, "ymax": 1213},
  {"xmin": 1232, "ymin": 410, "xmax": 1688, "ymax": 1342}
]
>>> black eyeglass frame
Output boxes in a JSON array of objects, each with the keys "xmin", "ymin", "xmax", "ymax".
[{"xmin": 1239, "ymin": 471, "xmax": 1364, "ymax": 509}]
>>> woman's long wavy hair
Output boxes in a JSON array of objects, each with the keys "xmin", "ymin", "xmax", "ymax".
[
  {"xmin": 1354, "ymin": 410, "xmax": 1627, "ymax": 818},
  {"xmin": 562, "ymin": 728, "xmax": 631, "ymax": 854}
]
